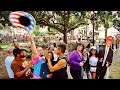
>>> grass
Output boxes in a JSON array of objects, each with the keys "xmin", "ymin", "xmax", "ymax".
[
  {"xmin": 0, "ymin": 43, "xmax": 13, "ymax": 47},
  {"xmin": 109, "ymin": 48, "xmax": 120, "ymax": 79},
  {"xmin": 109, "ymin": 59, "xmax": 120, "ymax": 79}
]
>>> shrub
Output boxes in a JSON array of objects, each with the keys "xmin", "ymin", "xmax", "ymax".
[{"xmin": 67, "ymin": 42, "xmax": 76, "ymax": 54}]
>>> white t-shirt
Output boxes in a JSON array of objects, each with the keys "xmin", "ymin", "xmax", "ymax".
[
  {"xmin": 53, "ymin": 53, "xmax": 58, "ymax": 61},
  {"xmin": 5, "ymin": 56, "xmax": 15, "ymax": 78},
  {"xmin": 89, "ymin": 56, "xmax": 98, "ymax": 66}
]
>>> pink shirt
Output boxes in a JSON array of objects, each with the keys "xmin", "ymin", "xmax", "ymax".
[
  {"xmin": 31, "ymin": 55, "xmax": 42, "ymax": 79},
  {"xmin": 31, "ymin": 56, "xmax": 42, "ymax": 65}
]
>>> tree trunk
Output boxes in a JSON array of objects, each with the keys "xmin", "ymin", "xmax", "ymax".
[
  {"xmin": 48, "ymin": 27, "xmax": 50, "ymax": 32},
  {"xmin": 105, "ymin": 28, "xmax": 107, "ymax": 39},
  {"xmin": 63, "ymin": 29, "xmax": 67, "ymax": 44},
  {"xmin": 95, "ymin": 19, "xmax": 98, "ymax": 31}
]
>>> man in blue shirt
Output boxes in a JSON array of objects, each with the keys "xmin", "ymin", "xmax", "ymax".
[{"xmin": 5, "ymin": 48, "xmax": 14, "ymax": 79}]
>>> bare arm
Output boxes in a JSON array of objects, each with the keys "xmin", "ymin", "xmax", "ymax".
[
  {"xmin": 11, "ymin": 62, "xmax": 32, "ymax": 78},
  {"xmin": 29, "ymin": 36, "xmax": 39, "ymax": 58},
  {"xmin": 47, "ymin": 59, "xmax": 66, "ymax": 72},
  {"xmin": 15, "ymin": 66, "xmax": 31, "ymax": 78},
  {"xmin": 46, "ymin": 53, "xmax": 66, "ymax": 72}
]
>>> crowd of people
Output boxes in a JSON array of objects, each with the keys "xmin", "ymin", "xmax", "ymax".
[{"xmin": 5, "ymin": 35, "xmax": 114, "ymax": 79}]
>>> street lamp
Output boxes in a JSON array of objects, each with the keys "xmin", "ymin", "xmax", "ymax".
[{"xmin": 90, "ymin": 11, "xmax": 97, "ymax": 46}]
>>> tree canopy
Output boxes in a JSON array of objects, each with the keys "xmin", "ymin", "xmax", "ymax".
[
  {"xmin": 27, "ymin": 11, "xmax": 90, "ymax": 43},
  {"xmin": 0, "ymin": 11, "xmax": 119, "ymax": 43}
]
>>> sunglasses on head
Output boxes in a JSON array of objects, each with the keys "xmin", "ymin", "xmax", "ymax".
[{"xmin": 38, "ymin": 49, "xmax": 42, "ymax": 51}]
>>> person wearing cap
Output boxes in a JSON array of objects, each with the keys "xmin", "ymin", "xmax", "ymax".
[
  {"xmin": 5, "ymin": 49, "xmax": 15, "ymax": 79},
  {"xmin": 96, "ymin": 36, "xmax": 113, "ymax": 79},
  {"xmin": 89, "ymin": 46, "xmax": 98, "ymax": 79},
  {"xmin": 11, "ymin": 49, "xmax": 33, "ymax": 79}
]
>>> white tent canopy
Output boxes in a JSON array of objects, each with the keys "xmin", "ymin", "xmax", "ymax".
[{"xmin": 98, "ymin": 27, "xmax": 119, "ymax": 39}]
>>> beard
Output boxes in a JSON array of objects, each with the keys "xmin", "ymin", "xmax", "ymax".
[
  {"xmin": 40, "ymin": 54, "xmax": 44, "ymax": 57},
  {"xmin": 20, "ymin": 56, "xmax": 26, "ymax": 58}
]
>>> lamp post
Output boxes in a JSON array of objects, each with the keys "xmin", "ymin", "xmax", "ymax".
[{"xmin": 90, "ymin": 11, "xmax": 97, "ymax": 46}]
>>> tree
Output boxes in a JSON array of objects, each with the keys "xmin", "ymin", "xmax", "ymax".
[
  {"xmin": 97, "ymin": 11, "xmax": 115, "ymax": 39},
  {"xmin": 32, "ymin": 25, "xmax": 41, "ymax": 36},
  {"xmin": 28, "ymin": 11, "xmax": 88, "ymax": 43},
  {"xmin": 112, "ymin": 11, "xmax": 120, "ymax": 32},
  {"xmin": 0, "ymin": 24, "xmax": 4, "ymax": 30},
  {"xmin": 0, "ymin": 11, "xmax": 12, "ymax": 27},
  {"xmin": 47, "ymin": 27, "xmax": 59, "ymax": 35},
  {"xmin": 0, "ymin": 11, "xmax": 89, "ymax": 43}
]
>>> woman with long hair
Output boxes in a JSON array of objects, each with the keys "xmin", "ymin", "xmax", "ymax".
[
  {"xmin": 89, "ymin": 46, "xmax": 98, "ymax": 79},
  {"xmin": 82, "ymin": 48, "xmax": 91, "ymax": 79}
]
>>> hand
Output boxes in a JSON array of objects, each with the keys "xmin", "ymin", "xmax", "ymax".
[
  {"xmin": 29, "ymin": 36, "xmax": 34, "ymax": 43},
  {"xmin": 80, "ymin": 62, "xmax": 84, "ymax": 66},
  {"xmin": 99, "ymin": 58, "xmax": 103, "ymax": 62},
  {"xmin": 45, "ymin": 52, "xmax": 52, "ymax": 61},
  {"xmin": 106, "ymin": 61, "xmax": 109, "ymax": 68},
  {"xmin": 46, "ymin": 73, "xmax": 52, "ymax": 78},
  {"xmin": 27, "ymin": 61, "xmax": 33, "ymax": 68}
]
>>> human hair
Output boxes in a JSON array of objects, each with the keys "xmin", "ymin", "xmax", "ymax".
[
  {"xmin": 75, "ymin": 43, "xmax": 84, "ymax": 52},
  {"xmin": 59, "ymin": 38, "xmax": 62, "ymax": 41},
  {"xmin": 47, "ymin": 46, "xmax": 54, "ymax": 51},
  {"xmin": 78, "ymin": 38, "xmax": 81, "ymax": 41},
  {"xmin": 53, "ymin": 43, "xmax": 56, "ymax": 47},
  {"xmin": 45, "ymin": 51, "xmax": 54, "ymax": 61},
  {"xmin": 57, "ymin": 42, "xmax": 66, "ymax": 53},
  {"xmin": 36, "ymin": 46, "xmax": 43, "ymax": 50},
  {"xmin": 8, "ymin": 51, "xmax": 12, "ymax": 54},
  {"xmin": 89, "ymin": 48, "xmax": 98, "ymax": 57},
  {"xmin": 104, "ymin": 39, "xmax": 106, "ymax": 43},
  {"xmin": 13, "ymin": 49, "xmax": 26, "ymax": 57}
]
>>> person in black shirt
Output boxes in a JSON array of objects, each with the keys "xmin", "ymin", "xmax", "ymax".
[
  {"xmin": 96, "ymin": 36, "xmax": 113, "ymax": 79},
  {"xmin": 82, "ymin": 48, "xmax": 91, "ymax": 79},
  {"xmin": 46, "ymin": 42, "xmax": 68, "ymax": 79}
]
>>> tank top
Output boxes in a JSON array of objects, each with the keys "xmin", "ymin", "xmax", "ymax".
[{"xmin": 51, "ymin": 56, "xmax": 68, "ymax": 79}]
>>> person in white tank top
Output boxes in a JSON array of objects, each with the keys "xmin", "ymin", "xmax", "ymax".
[
  {"xmin": 89, "ymin": 46, "xmax": 98, "ymax": 79},
  {"xmin": 89, "ymin": 56, "xmax": 98, "ymax": 66}
]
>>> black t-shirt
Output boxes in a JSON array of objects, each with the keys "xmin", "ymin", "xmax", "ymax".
[{"xmin": 40, "ymin": 60, "xmax": 51, "ymax": 79}]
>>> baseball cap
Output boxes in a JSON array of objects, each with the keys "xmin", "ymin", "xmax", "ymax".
[
  {"xmin": 13, "ymin": 48, "xmax": 26, "ymax": 56},
  {"xmin": 106, "ymin": 36, "xmax": 113, "ymax": 41},
  {"xmin": 90, "ymin": 46, "xmax": 96, "ymax": 50}
]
